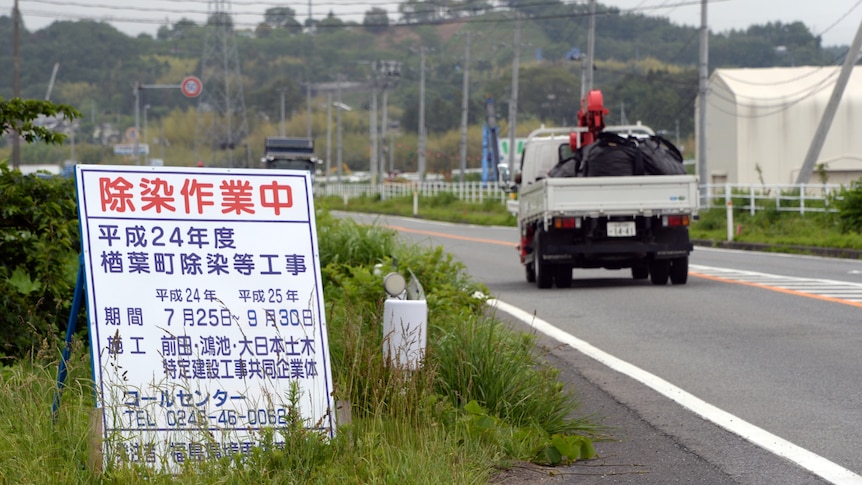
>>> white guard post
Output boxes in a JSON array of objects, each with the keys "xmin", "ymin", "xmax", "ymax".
[{"xmin": 381, "ymin": 272, "xmax": 427, "ymax": 369}]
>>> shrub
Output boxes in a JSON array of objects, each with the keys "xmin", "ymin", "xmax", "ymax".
[
  {"xmin": 0, "ymin": 163, "xmax": 83, "ymax": 361},
  {"xmin": 836, "ymin": 181, "xmax": 862, "ymax": 233}
]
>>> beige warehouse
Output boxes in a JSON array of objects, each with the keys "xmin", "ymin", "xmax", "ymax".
[{"xmin": 703, "ymin": 66, "xmax": 862, "ymax": 186}]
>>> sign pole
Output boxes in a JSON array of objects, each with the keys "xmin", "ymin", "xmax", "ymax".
[{"xmin": 52, "ymin": 255, "xmax": 86, "ymax": 424}]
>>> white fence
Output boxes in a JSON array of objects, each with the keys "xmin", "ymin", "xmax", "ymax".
[
  {"xmin": 702, "ymin": 183, "xmax": 844, "ymax": 215},
  {"xmin": 316, "ymin": 181, "xmax": 848, "ymax": 215},
  {"xmin": 317, "ymin": 181, "xmax": 511, "ymax": 204}
]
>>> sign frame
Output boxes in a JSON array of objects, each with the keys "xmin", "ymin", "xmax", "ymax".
[{"xmin": 74, "ymin": 164, "xmax": 335, "ymax": 471}]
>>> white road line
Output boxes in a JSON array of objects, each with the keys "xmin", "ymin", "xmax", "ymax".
[
  {"xmin": 691, "ymin": 264, "xmax": 862, "ymax": 302},
  {"xmin": 488, "ymin": 298, "xmax": 862, "ymax": 485}
]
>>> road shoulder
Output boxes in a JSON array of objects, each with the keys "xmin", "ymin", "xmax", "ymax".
[{"xmin": 492, "ymin": 312, "xmax": 827, "ymax": 485}]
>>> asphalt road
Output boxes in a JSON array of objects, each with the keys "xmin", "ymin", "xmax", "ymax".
[{"xmin": 337, "ymin": 212, "xmax": 862, "ymax": 484}]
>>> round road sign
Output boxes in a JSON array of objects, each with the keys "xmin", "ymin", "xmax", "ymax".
[{"xmin": 180, "ymin": 76, "xmax": 203, "ymax": 98}]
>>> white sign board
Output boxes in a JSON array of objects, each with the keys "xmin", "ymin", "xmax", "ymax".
[
  {"xmin": 74, "ymin": 165, "xmax": 335, "ymax": 470},
  {"xmin": 113, "ymin": 143, "xmax": 149, "ymax": 156}
]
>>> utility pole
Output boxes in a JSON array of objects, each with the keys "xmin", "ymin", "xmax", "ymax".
[
  {"xmin": 337, "ymin": 75, "xmax": 343, "ymax": 183},
  {"xmin": 134, "ymin": 83, "xmax": 141, "ymax": 165},
  {"xmin": 280, "ymin": 89, "xmax": 286, "ymax": 137},
  {"xmin": 697, "ymin": 0, "xmax": 709, "ymax": 205},
  {"xmin": 370, "ymin": 83, "xmax": 379, "ymax": 185},
  {"xmin": 326, "ymin": 93, "xmax": 332, "ymax": 182},
  {"xmin": 12, "ymin": 0, "xmax": 21, "ymax": 169},
  {"xmin": 381, "ymin": 87, "xmax": 389, "ymax": 176},
  {"xmin": 418, "ymin": 47, "xmax": 427, "ymax": 181},
  {"xmin": 506, "ymin": 15, "xmax": 521, "ymax": 179},
  {"xmin": 796, "ymin": 17, "xmax": 862, "ymax": 184},
  {"xmin": 376, "ymin": 60, "xmax": 401, "ymax": 176},
  {"xmin": 458, "ymin": 32, "xmax": 471, "ymax": 184},
  {"xmin": 306, "ymin": 79, "xmax": 312, "ymax": 138}
]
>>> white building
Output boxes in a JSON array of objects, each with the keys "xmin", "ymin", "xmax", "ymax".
[{"xmin": 703, "ymin": 66, "xmax": 862, "ymax": 186}]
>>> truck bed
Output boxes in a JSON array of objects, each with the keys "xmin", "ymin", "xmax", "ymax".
[{"xmin": 519, "ymin": 175, "xmax": 699, "ymax": 224}]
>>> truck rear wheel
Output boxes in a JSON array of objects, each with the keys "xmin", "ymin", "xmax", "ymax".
[
  {"xmin": 533, "ymin": 232, "xmax": 553, "ymax": 289},
  {"xmin": 669, "ymin": 256, "xmax": 689, "ymax": 285},
  {"xmin": 649, "ymin": 260, "xmax": 669, "ymax": 285}
]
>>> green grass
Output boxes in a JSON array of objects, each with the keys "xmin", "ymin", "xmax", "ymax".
[
  {"xmin": 0, "ymin": 208, "xmax": 598, "ymax": 483},
  {"xmin": 689, "ymin": 207, "xmax": 862, "ymax": 251},
  {"xmin": 318, "ymin": 193, "xmax": 518, "ymax": 227}
]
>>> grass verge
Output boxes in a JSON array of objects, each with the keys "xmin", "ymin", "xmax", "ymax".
[
  {"xmin": 319, "ymin": 192, "xmax": 862, "ymax": 252},
  {"xmin": 0, "ymin": 208, "xmax": 599, "ymax": 483}
]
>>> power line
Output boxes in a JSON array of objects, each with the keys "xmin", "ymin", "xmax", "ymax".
[
  {"xmin": 815, "ymin": 0, "xmax": 862, "ymax": 40},
  {"xmin": 4, "ymin": 0, "xmax": 722, "ymax": 33},
  {"xmin": 706, "ymin": 70, "xmax": 842, "ymax": 118}
]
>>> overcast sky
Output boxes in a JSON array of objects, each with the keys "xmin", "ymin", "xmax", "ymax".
[{"xmin": 1, "ymin": 0, "xmax": 860, "ymax": 47}]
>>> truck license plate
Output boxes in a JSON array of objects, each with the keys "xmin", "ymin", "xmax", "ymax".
[{"xmin": 607, "ymin": 221, "xmax": 636, "ymax": 237}]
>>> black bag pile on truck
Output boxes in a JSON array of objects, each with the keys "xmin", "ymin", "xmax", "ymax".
[
  {"xmin": 583, "ymin": 132, "xmax": 642, "ymax": 177},
  {"xmin": 638, "ymin": 135, "xmax": 686, "ymax": 175},
  {"xmin": 547, "ymin": 132, "xmax": 685, "ymax": 178}
]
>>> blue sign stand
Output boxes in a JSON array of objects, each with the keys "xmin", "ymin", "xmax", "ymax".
[{"xmin": 52, "ymin": 255, "xmax": 85, "ymax": 424}]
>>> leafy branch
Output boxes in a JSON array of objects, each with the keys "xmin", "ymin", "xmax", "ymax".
[{"xmin": 0, "ymin": 97, "xmax": 81, "ymax": 145}]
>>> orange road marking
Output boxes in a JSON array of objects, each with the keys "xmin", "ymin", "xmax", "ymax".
[
  {"xmin": 388, "ymin": 223, "xmax": 862, "ymax": 309},
  {"xmin": 690, "ymin": 272, "xmax": 862, "ymax": 309},
  {"xmin": 388, "ymin": 225, "xmax": 518, "ymax": 248}
]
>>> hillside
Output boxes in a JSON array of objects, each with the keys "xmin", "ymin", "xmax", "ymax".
[{"xmin": 0, "ymin": 3, "xmax": 841, "ymax": 170}]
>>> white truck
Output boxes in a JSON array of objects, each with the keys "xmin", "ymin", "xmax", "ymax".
[{"xmin": 512, "ymin": 124, "xmax": 699, "ymax": 289}]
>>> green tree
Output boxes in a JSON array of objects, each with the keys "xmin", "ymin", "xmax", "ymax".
[
  {"xmin": 317, "ymin": 11, "xmax": 345, "ymax": 31},
  {"xmin": 263, "ymin": 7, "xmax": 303, "ymax": 34},
  {"xmin": 0, "ymin": 97, "xmax": 81, "ymax": 360},
  {"xmin": 363, "ymin": 7, "xmax": 389, "ymax": 34},
  {"xmin": 0, "ymin": 97, "xmax": 80, "ymax": 144},
  {"xmin": 399, "ymin": 0, "xmax": 440, "ymax": 24}
]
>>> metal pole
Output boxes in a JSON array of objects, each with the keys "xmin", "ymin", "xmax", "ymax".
[
  {"xmin": 585, "ymin": 0, "xmax": 595, "ymax": 94},
  {"xmin": 143, "ymin": 104, "xmax": 149, "ymax": 165},
  {"xmin": 326, "ymin": 92, "xmax": 332, "ymax": 183},
  {"xmin": 306, "ymin": 79, "xmax": 312, "ymax": 138},
  {"xmin": 796, "ymin": 17, "xmax": 862, "ymax": 184},
  {"xmin": 697, "ymin": 0, "xmax": 709, "ymax": 205},
  {"xmin": 381, "ymin": 88, "xmax": 389, "ymax": 177},
  {"xmin": 222, "ymin": 32, "xmax": 234, "ymax": 168},
  {"xmin": 507, "ymin": 15, "xmax": 521, "ymax": 180},
  {"xmin": 337, "ymin": 75, "xmax": 343, "ymax": 183},
  {"xmin": 12, "ymin": 0, "xmax": 20, "ymax": 169},
  {"xmin": 280, "ymin": 89, "xmax": 286, "ymax": 137},
  {"xmin": 459, "ymin": 32, "xmax": 471, "ymax": 184},
  {"xmin": 418, "ymin": 47, "xmax": 427, "ymax": 180},
  {"xmin": 134, "ymin": 83, "xmax": 141, "ymax": 166},
  {"xmin": 370, "ymin": 85, "xmax": 378, "ymax": 185},
  {"xmin": 390, "ymin": 130, "xmax": 395, "ymax": 175}
]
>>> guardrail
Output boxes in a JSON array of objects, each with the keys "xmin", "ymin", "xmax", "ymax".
[{"xmin": 316, "ymin": 181, "xmax": 848, "ymax": 216}]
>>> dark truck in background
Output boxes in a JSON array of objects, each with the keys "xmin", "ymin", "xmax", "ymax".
[{"xmin": 261, "ymin": 137, "xmax": 319, "ymax": 179}]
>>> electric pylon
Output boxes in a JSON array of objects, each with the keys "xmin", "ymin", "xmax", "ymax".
[{"xmin": 195, "ymin": 0, "xmax": 249, "ymax": 167}]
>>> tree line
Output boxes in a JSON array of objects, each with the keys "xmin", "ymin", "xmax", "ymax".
[{"xmin": 0, "ymin": 1, "xmax": 842, "ymax": 171}]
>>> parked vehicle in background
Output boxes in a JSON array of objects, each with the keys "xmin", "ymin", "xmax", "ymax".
[{"xmin": 261, "ymin": 137, "xmax": 319, "ymax": 180}]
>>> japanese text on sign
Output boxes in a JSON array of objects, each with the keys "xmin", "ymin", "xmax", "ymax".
[{"xmin": 75, "ymin": 165, "xmax": 334, "ymax": 471}]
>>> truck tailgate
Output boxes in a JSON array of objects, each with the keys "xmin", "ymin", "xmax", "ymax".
[{"xmin": 520, "ymin": 175, "xmax": 699, "ymax": 220}]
